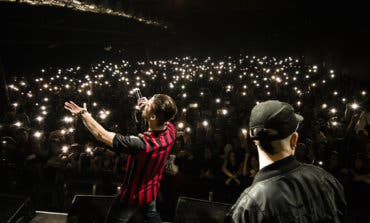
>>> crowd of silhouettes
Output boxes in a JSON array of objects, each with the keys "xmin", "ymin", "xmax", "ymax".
[{"xmin": 0, "ymin": 55, "xmax": 369, "ymax": 221}]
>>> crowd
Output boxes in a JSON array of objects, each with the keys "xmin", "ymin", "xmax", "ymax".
[{"xmin": 0, "ymin": 55, "xmax": 369, "ymax": 221}]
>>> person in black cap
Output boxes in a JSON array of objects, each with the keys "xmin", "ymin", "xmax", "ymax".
[{"xmin": 225, "ymin": 100, "xmax": 346, "ymax": 223}]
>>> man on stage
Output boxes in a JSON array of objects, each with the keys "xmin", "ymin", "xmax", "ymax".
[
  {"xmin": 64, "ymin": 94, "xmax": 178, "ymax": 223},
  {"xmin": 225, "ymin": 100, "xmax": 346, "ymax": 222}
]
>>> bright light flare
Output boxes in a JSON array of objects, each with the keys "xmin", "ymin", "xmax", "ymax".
[
  {"xmin": 241, "ymin": 128, "xmax": 248, "ymax": 135},
  {"xmin": 351, "ymin": 103, "xmax": 359, "ymax": 110},
  {"xmin": 177, "ymin": 122, "xmax": 184, "ymax": 129},
  {"xmin": 63, "ymin": 116, "xmax": 74, "ymax": 123},
  {"xmin": 34, "ymin": 131, "xmax": 42, "ymax": 138},
  {"xmin": 202, "ymin": 120, "xmax": 209, "ymax": 127},
  {"xmin": 86, "ymin": 147, "xmax": 93, "ymax": 154},
  {"xmin": 14, "ymin": 122, "xmax": 22, "ymax": 127},
  {"xmin": 62, "ymin": 145, "xmax": 69, "ymax": 153}
]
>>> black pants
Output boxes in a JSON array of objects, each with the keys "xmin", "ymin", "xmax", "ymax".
[{"xmin": 105, "ymin": 198, "xmax": 161, "ymax": 223}]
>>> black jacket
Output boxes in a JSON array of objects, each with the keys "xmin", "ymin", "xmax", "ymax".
[{"xmin": 225, "ymin": 156, "xmax": 346, "ymax": 223}]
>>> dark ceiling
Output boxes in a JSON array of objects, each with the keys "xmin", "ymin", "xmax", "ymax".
[{"xmin": 0, "ymin": 0, "xmax": 369, "ymax": 80}]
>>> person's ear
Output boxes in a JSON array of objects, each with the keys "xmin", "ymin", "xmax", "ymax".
[
  {"xmin": 150, "ymin": 114, "xmax": 156, "ymax": 121},
  {"xmin": 252, "ymin": 140, "xmax": 258, "ymax": 146},
  {"xmin": 249, "ymin": 132, "xmax": 257, "ymax": 145},
  {"xmin": 290, "ymin": 132, "xmax": 299, "ymax": 150}
]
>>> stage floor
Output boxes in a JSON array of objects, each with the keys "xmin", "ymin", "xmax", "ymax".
[
  {"xmin": 29, "ymin": 211, "xmax": 172, "ymax": 223},
  {"xmin": 29, "ymin": 211, "xmax": 67, "ymax": 223}
]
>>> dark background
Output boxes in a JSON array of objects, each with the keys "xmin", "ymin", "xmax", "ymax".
[{"xmin": 0, "ymin": 0, "xmax": 369, "ymax": 80}]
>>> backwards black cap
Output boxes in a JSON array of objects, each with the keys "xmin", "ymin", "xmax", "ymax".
[{"xmin": 249, "ymin": 100, "xmax": 303, "ymax": 141}]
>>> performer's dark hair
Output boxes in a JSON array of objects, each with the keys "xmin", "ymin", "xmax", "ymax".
[{"xmin": 152, "ymin": 94, "xmax": 178, "ymax": 125}]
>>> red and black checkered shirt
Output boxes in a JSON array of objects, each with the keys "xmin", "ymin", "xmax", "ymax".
[{"xmin": 112, "ymin": 122, "xmax": 176, "ymax": 206}]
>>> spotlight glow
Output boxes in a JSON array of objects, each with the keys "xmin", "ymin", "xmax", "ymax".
[
  {"xmin": 202, "ymin": 120, "xmax": 209, "ymax": 127},
  {"xmin": 86, "ymin": 147, "xmax": 93, "ymax": 154},
  {"xmin": 351, "ymin": 103, "xmax": 359, "ymax": 110},
  {"xmin": 34, "ymin": 131, "xmax": 42, "ymax": 138},
  {"xmin": 177, "ymin": 122, "xmax": 184, "ymax": 129},
  {"xmin": 14, "ymin": 122, "xmax": 22, "ymax": 127},
  {"xmin": 62, "ymin": 145, "xmax": 69, "ymax": 153},
  {"xmin": 63, "ymin": 116, "xmax": 74, "ymax": 123},
  {"xmin": 241, "ymin": 128, "xmax": 248, "ymax": 135}
]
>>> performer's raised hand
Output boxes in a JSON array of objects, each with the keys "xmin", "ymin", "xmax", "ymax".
[
  {"xmin": 138, "ymin": 97, "xmax": 148, "ymax": 111},
  {"xmin": 64, "ymin": 101, "xmax": 86, "ymax": 115}
]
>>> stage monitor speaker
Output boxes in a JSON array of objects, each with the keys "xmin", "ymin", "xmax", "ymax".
[
  {"xmin": 67, "ymin": 195, "xmax": 115, "ymax": 223},
  {"xmin": 173, "ymin": 196, "xmax": 232, "ymax": 223},
  {"xmin": 67, "ymin": 195, "xmax": 145, "ymax": 223},
  {"xmin": 0, "ymin": 194, "xmax": 34, "ymax": 223}
]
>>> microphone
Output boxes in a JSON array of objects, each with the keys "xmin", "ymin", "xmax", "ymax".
[
  {"xmin": 133, "ymin": 88, "xmax": 142, "ymax": 101},
  {"xmin": 132, "ymin": 88, "xmax": 146, "ymax": 131}
]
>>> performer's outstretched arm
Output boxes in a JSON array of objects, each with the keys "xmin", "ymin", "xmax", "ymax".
[{"xmin": 64, "ymin": 101, "xmax": 115, "ymax": 147}]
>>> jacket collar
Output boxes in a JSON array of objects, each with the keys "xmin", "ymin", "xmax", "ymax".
[{"xmin": 253, "ymin": 155, "xmax": 301, "ymax": 185}]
